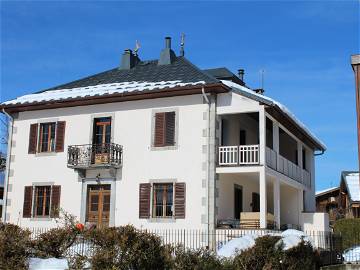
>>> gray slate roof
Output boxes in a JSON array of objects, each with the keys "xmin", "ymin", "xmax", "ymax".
[{"xmin": 42, "ymin": 56, "xmax": 218, "ymax": 93}]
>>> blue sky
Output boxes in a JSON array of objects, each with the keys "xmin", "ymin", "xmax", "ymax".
[{"xmin": 0, "ymin": 1, "xmax": 359, "ymax": 191}]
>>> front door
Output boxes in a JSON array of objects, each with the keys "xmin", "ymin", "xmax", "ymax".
[
  {"xmin": 234, "ymin": 186, "xmax": 243, "ymax": 219},
  {"xmin": 86, "ymin": 185, "xmax": 111, "ymax": 228}
]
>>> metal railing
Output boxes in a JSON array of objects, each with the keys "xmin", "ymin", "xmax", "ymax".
[
  {"xmin": 28, "ymin": 227, "xmax": 354, "ymax": 265},
  {"xmin": 67, "ymin": 143, "xmax": 123, "ymax": 169},
  {"xmin": 218, "ymin": 145, "xmax": 259, "ymax": 166}
]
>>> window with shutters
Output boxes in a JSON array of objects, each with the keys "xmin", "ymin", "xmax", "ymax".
[
  {"xmin": 22, "ymin": 185, "xmax": 61, "ymax": 218},
  {"xmin": 152, "ymin": 110, "xmax": 177, "ymax": 149},
  {"xmin": 33, "ymin": 186, "xmax": 51, "ymax": 217},
  {"xmin": 28, "ymin": 121, "xmax": 66, "ymax": 154},
  {"xmin": 39, "ymin": 123, "xmax": 56, "ymax": 152},
  {"xmin": 152, "ymin": 183, "xmax": 173, "ymax": 218}
]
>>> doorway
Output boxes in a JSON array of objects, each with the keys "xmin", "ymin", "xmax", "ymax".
[
  {"xmin": 92, "ymin": 117, "xmax": 112, "ymax": 164},
  {"xmin": 86, "ymin": 185, "xmax": 111, "ymax": 228},
  {"xmin": 252, "ymin": 192, "xmax": 260, "ymax": 212},
  {"xmin": 234, "ymin": 185, "xmax": 243, "ymax": 219}
]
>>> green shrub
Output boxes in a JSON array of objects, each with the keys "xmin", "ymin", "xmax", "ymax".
[
  {"xmin": 32, "ymin": 227, "xmax": 80, "ymax": 258},
  {"xmin": 233, "ymin": 235, "xmax": 282, "ymax": 270},
  {"xmin": 333, "ymin": 218, "xmax": 360, "ymax": 250},
  {"xmin": 232, "ymin": 235, "xmax": 318, "ymax": 270},
  {"xmin": 0, "ymin": 223, "xmax": 32, "ymax": 270},
  {"xmin": 281, "ymin": 240, "xmax": 319, "ymax": 270},
  {"xmin": 87, "ymin": 225, "xmax": 172, "ymax": 270},
  {"xmin": 172, "ymin": 246, "xmax": 225, "ymax": 270}
]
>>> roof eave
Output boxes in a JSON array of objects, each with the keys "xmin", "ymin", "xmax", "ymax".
[{"xmin": 1, "ymin": 83, "xmax": 229, "ymax": 113}]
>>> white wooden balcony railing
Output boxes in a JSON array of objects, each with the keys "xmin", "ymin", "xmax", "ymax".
[
  {"xmin": 218, "ymin": 145, "xmax": 259, "ymax": 166},
  {"xmin": 265, "ymin": 147, "xmax": 277, "ymax": 170},
  {"xmin": 278, "ymin": 155, "xmax": 302, "ymax": 183}
]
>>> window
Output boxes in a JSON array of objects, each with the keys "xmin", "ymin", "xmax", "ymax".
[
  {"xmin": 28, "ymin": 121, "xmax": 66, "ymax": 154},
  {"xmin": 93, "ymin": 117, "xmax": 111, "ymax": 145},
  {"xmin": 153, "ymin": 183, "xmax": 173, "ymax": 218},
  {"xmin": 22, "ymin": 185, "xmax": 61, "ymax": 218},
  {"xmin": 33, "ymin": 186, "xmax": 51, "ymax": 217},
  {"xmin": 153, "ymin": 111, "xmax": 176, "ymax": 147},
  {"xmin": 39, "ymin": 123, "xmax": 56, "ymax": 152}
]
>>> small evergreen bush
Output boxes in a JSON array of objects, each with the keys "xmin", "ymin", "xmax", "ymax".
[
  {"xmin": 333, "ymin": 218, "xmax": 360, "ymax": 250},
  {"xmin": 87, "ymin": 225, "xmax": 172, "ymax": 270},
  {"xmin": 0, "ymin": 223, "xmax": 32, "ymax": 270},
  {"xmin": 172, "ymin": 246, "xmax": 224, "ymax": 270}
]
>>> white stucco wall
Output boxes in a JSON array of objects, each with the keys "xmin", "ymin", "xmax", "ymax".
[{"xmin": 7, "ymin": 94, "xmax": 208, "ymax": 229}]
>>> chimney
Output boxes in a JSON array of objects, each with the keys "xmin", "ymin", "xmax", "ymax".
[
  {"xmin": 158, "ymin": 37, "xmax": 176, "ymax": 65},
  {"xmin": 120, "ymin": 49, "xmax": 140, "ymax": 70},
  {"xmin": 238, "ymin": 69, "xmax": 245, "ymax": 81}
]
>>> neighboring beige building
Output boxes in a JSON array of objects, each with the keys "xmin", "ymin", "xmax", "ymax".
[{"xmin": 1, "ymin": 37, "xmax": 327, "ymax": 234}]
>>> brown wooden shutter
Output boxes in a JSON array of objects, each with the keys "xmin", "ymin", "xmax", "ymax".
[
  {"xmin": 50, "ymin": 185, "xmax": 61, "ymax": 218},
  {"xmin": 55, "ymin": 121, "xmax": 66, "ymax": 152},
  {"xmin": 154, "ymin": 113, "xmax": 165, "ymax": 147},
  {"xmin": 174, "ymin": 182, "xmax": 186, "ymax": 219},
  {"xmin": 28, "ymin": 124, "xmax": 38, "ymax": 154},
  {"xmin": 139, "ymin": 183, "xmax": 151, "ymax": 218},
  {"xmin": 165, "ymin": 111, "xmax": 175, "ymax": 146},
  {"xmin": 23, "ymin": 186, "xmax": 33, "ymax": 218}
]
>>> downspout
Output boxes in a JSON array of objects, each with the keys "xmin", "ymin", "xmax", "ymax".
[
  {"xmin": 202, "ymin": 87, "xmax": 211, "ymax": 248},
  {"xmin": 314, "ymin": 150, "xmax": 325, "ymax": 156},
  {"xmin": 1, "ymin": 108, "xmax": 14, "ymax": 222}
]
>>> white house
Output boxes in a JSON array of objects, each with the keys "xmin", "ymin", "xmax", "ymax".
[{"xmin": 0, "ymin": 37, "xmax": 328, "ymax": 237}]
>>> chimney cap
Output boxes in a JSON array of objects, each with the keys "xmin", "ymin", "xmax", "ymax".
[{"xmin": 238, "ymin": 69, "xmax": 245, "ymax": 81}]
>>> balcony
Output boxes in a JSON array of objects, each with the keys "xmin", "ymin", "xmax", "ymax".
[
  {"xmin": 67, "ymin": 143, "xmax": 123, "ymax": 169},
  {"xmin": 218, "ymin": 145, "xmax": 260, "ymax": 166},
  {"xmin": 266, "ymin": 146, "xmax": 311, "ymax": 187}
]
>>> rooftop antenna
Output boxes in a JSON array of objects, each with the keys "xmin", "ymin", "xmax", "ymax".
[
  {"xmin": 180, "ymin": 33, "xmax": 185, "ymax": 56},
  {"xmin": 259, "ymin": 69, "xmax": 265, "ymax": 89},
  {"xmin": 134, "ymin": 40, "xmax": 140, "ymax": 56}
]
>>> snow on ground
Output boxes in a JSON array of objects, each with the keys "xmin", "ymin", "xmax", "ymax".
[
  {"xmin": 28, "ymin": 258, "xmax": 68, "ymax": 270},
  {"xmin": 218, "ymin": 229, "xmax": 313, "ymax": 258},
  {"xmin": 343, "ymin": 245, "xmax": 360, "ymax": 263},
  {"xmin": 217, "ymin": 234, "xmax": 260, "ymax": 257}
]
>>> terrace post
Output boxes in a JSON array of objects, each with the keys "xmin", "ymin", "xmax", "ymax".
[
  {"xmin": 259, "ymin": 106, "xmax": 267, "ymax": 228},
  {"xmin": 273, "ymin": 178, "xmax": 280, "ymax": 229},
  {"xmin": 297, "ymin": 141, "xmax": 303, "ymax": 183},
  {"xmin": 259, "ymin": 167, "xmax": 267, "ymax": 228}
]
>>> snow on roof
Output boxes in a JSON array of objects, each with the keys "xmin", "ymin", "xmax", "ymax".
[
  {"xmin": 2, "ymin": 80, "xmax": 206, "ymax": 106},
  {"xmin": 221, "ymin": 80, "xmax": 326, "ymax": 150},
  {"xmin": 315, "ymin": 186, "xmax": 339, "ymax": 196},
  {"xmin": 344, "ymin": 172, "xmax": 360, "ymax": 202}
]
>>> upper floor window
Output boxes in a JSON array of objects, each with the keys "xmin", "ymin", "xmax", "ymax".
[
  {"xmin": 153, "ymin": 111, "xmax": 176, "ymax": 147},
  {"xmin": 28, "ymin": 121, "xmax": 66, "ymax": 154},
  {"xmin": 39, "ymin": 123, "xmax": 56, "ymax": 152},
  {"xmin": 93, "ymin": 117, "xmax": 111, "ymax": 145}
]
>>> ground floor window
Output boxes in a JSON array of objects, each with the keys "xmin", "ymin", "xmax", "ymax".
[
  {"xmin": 34, "ymin": 186, "xmax": 51, "ymax": 217},
  {"xmin": 153, "ymin": 183, "xmax": 173, "ymax": 218}
]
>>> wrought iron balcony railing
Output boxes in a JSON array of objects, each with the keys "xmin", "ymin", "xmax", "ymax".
[{"xmin": 67, "ymin": 143, "xmax": 123, "ymax": 169}]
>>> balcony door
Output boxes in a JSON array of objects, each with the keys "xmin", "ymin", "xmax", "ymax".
[
  {"xmin": 86, "ymin": 185, "xmax": 111, "ymax": 228},
  {"xmin": 92, "ymin": 117, "xmax": 111, "ymax": 164}
]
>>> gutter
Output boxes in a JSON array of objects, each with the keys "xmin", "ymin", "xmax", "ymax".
[{"xmin": 1, "ymin": 109, "xmax": 13, "ymax": 222}]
